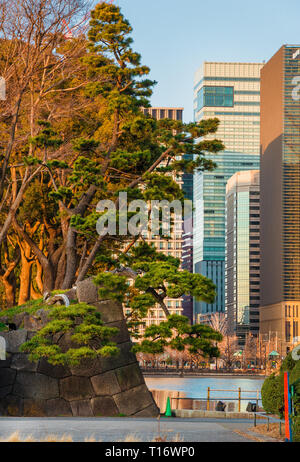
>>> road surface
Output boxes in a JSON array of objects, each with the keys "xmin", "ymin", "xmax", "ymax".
[{"xmin": 0, "ymin": 417, "xmax": 276, "ymax": 442}]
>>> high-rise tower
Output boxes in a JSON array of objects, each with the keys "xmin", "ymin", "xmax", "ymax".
[
  {"xmin": 260, "ymin": 45, "xmax": 300, "ymax": 355},
  {"xmin": 193, "ymin": 62, "xmax": 263, "ymax": 323}
]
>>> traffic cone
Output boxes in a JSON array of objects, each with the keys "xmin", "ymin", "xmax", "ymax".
[{"xmin": 165, "ymin": 397, "xmax": 172, "ymax": 417}]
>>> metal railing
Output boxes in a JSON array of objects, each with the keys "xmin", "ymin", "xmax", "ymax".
[
  {"xmin": 169, "ymin": 387, "xmax": 262, "ymax": 413},
  {"xmin": 253, "ymin": 412, "xmax": 285, "ymax": 436}
]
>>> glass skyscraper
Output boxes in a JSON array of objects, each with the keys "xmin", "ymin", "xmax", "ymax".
[
  {"xmin": 193, "ymin": 152, "xmax": 259, "ymax": 322},
  {"xmin": 193, "ymin": 62, "xmax": 263, "ymax": 323},
  {"xmin": 226, "ymin": 170, "xmax": 260, "ymax": 346}
]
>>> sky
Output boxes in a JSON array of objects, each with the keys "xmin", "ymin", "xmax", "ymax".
[{"xmin": 111, "ymin": 0, "xmax": 300, "ymax": 122}]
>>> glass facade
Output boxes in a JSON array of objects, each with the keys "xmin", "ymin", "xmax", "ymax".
[
  {"xmin": 226, "ymin": 170, "xmax": 260, "ymax": 346},
  {"xmin": 237, "ymin": 192, "xmax": 250, "ymax": 326},
  {"xmin": 197, "ymin": 86, "xmax": 234, "ymax": 110},
  {"xmin": 282, "ymin": 47, "xmax": 300, "ymax": 300},
  {"xmin": 193, "ymin": 152, "xmax": 260, "ymax": 318}
]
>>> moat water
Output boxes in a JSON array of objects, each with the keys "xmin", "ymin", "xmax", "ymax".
[{"xmin": 145, "ymin": 376, "xmax": 265, "ymax": 410}]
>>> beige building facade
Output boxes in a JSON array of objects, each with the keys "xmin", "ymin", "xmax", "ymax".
[
  {"xmin": 260, "ymin": 45, "xmax": 300, "ymax": 356},
  {"xmin": 194, "ymin": 62, "xmax": 264, "ymax": 155}
]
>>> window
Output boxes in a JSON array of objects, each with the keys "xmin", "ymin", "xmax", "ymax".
[
  {"xmin": 197, "ymin": 86, "xmax": 234, "ymax": 109},
  {"xmin": 286, "ymin": 321, "xmax": 291, "ymax": 342}
]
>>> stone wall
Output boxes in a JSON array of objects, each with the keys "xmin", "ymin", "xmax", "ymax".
[{"xmin": 0, "ymin": 279, "xmax": 159, "ymax": 417}]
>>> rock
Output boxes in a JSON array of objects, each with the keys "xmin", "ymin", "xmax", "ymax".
[
  {"xmin": 91, "ymin": 371, "xmax": 121, "ymax": 396},
  {"xmin": 13, "ymin": 372, "xmax": 59, "ymax": 400},
  {"xmin": 11, "ymin": 353, "xmax": 38, "ymax": 372},
  {"xmin": 60, "ymin": 376, "xmax": 94, "ymax": 401},
  {"xmin": 0, "ymin": 288, "xmax": 157, "ymax": 418},
  {"xmin": 46, "ymin": 398, "xmax": 72, "ymax": 417},
  {"xmin": 70, "ymin": 357, "xmax": 103, "ymax": 377},
  {"xmin": 0, "ymin": 354, "xmax": 12, "ymax": 368},
  {"xmin": 0, "ymin": 368, "xmax": 16, "ymax": 387},
  {"xmin": 0, "ymin": 329, "xmax": 27, "ymax": 353},
  {"xmin": 70, "ymin": 399, "xmax": 93, "ymax": 417},
  {"xmin": 94, "ymin": 300, "xmax": 124, "ymax": 324},
  {"xmin": 64, "ymin": 288, "xmax": 77, "ymax": 302},
  {"xmin": 100, "ymin": 341, "xmax": 137, "ymax": 373},
  {"xmin": 23, "ymin": 309, "xmax": 50, "ymax": 331},
  {"xmin": 1, "ymin": 394, "xmax": 23, "ymax": 416},
  {"xmin": 104, "ymin": 320, "xmax": 130, "ymax": 344},
  {"xmin": 55, "ymin": 331, "xmax": 80, "ymax": 354},
  {"xmin": 37, "ymin": 358, "xmax": 70, "ymax": 379},
  {"xmin": 0, "ymin": 385, "xmax": 13, "ymax": 398},
  {"xmin": 133, "ymin": 403, "xmax": 160, "ymax": 417},
  {"xmin": 13, "ymin": 312, "xmax": 27, "ymax": 329},
  {"xmin": 113, "ymin": 384, "xmax": 157, "ymax": 416},
  {"xmin": 23, "ymin": 399, "xmax": 47, "ymax": 417},
  {"xmin": 115, "ymin": 364, "xmax": 145, "ymax": 392},
  {"xmin": 76, "ymin": 277, "xmax": 98, "ymax": 304},
  {"xmin": 91, "ymin": 397, "xmax": 119, "ymax": 417}
]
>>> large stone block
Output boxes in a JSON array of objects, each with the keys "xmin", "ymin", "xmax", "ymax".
[
  {"xmin": 113, "ymin": 384, "xmax": 156, "ymax": 416},
  {"xmin": 91, "ymin": 371, "xmax": 121, "ymax": 396},
  {"xmin": 0, "ymin": 354, "xmax": 12, "ymax": 368},
  {"xmin": 11, "ymin": 353, "xmax": 38, "ymax": 372},
  {"xmin": 23, "ymin": 399, "xmax": 47, "ymax": 417},
  {"xmin": 91, "ymin": 396, "xmax": 119, "ymax": 417},
  {"xmin": 76, "ymin": 277, "xmax": 98, "ymax": 304},
  {"xmin": 133, "ymin": 403, "xmax": 160, "ymax": 417},
  {"xmin": 100, "ymin": 341, "xmax": 137, "ymax": 373},
  {"xmin": 0, "ymin": 368, "xmax": 16, "ymax": 387},
  {"xmin": 115, "ymin": 364, "xmax": 145, "ymax": 392},
  {"xmin": 60, "ymin": 376, "xmax": 94, "ymax": 401},
  {"xmin": 70, "ymin": 357, "xmax": 103, "ymax": 377},
  {"xmin": 23, "ymin": 309, "xmax": 50, "ymax": 331},
  {"xmin": 13, "ymin": 312, "xmax": 27, "ymax": 329},
  {"xmin": 0, "ymin": 385, "xmax": 13, "ymax": 398},
  {"xmin": 0, "ymin": 329, "xmax": 27, "ymax": 353},
  {"xmin": 56, "ymin": 331, "xmax": 79, "ymax": 353},
  {"xmin": 37, "ymin": 358, "xmax": 70, "ymax": 378},
  {"xmin": 105, "ymin": 320, "xmax": 130, "ymax": 344},
  {"xmin": 46, "ymin": 398, "xmax": 72, "ymax": 417},
  {"xmin": 13, "ymin": 371, "xmax": 59, "ymax": 399},
  {"xmin": 94, "ymin": 300, "xmax": 124, "ymax": 324},
  {"xmin": 70, "ymin": 399, "xmax": 93, "ymax": 417},
  {"xmin": 1, "ymin": 394, "xmax": 23, "ymax": 416}
]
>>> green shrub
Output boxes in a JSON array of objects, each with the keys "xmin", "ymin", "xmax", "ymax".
[
  {"xmin": 261, "ymin": 373, "xmax": 284, "ymax": 416},
  {"xmin": 261, "ymin": 352, "xmax": 300, "ymax": 441},
  {"xmin": 20, "ymin": 302, "xmax": 120, "ymax": 366}
]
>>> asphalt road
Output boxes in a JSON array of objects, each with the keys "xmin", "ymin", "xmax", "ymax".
[{"xmin": 0, "ymin": 417, "xmax": 271, "ymax": 442}]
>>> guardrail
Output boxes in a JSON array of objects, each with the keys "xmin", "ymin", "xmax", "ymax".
[
  {"xmin": 170, "ymin": 387, "xmax": 262, "ymax": 413},
  {"xmin": 253, "ymin": 412, "xmax": 285, "ymax": 436}
]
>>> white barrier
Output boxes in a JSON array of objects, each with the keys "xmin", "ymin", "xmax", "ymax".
[{"xmin": 0, "ymin": 336, "xmax": 6, "ymax": 360}]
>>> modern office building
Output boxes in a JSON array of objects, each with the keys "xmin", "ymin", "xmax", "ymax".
[
  {"xmin": 194, "ymin": 62, "xmax": 263, "ymax": 153},
  {"xmin": 225, "ymin": 170, "xmax": 260, "ymax": 346},
  {"xmin": 142, "ymin": 107, "xmax": 183, "ymax": 121},
  {"xmin": 260, "ymin": 45, "xmax": 300, "ymax": 355},
  {"xmin": 193, "ymin": 62, "xmax": 263, "ymax": 324},
  {"xmin": 193, "ymin": 152, "xmax": 260, "ymax": 323}
]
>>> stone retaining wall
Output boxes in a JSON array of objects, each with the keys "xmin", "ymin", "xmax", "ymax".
[{"xmin": 0, "ymin": 278, "xmax": 159, "ymax": 417}]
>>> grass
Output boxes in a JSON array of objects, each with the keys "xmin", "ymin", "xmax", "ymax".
[
  {"xmin": 250, "ymin": 423, "xmax": 285, "ymax": 441},
  {"xmin": 0, "ymin": 431, "xmax": 184, "ymax": 442},
  {"xmin": 0, "ymin": 298, "xmax": 45, "ymax": 321},
  {"xmin": 0, "ymin": 292, "xmax": 78, "ymax": 322}
]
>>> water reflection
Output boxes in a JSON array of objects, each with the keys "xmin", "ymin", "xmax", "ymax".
[{"xmin": 145, "ymin": 376, "xmax": 264, "ymax": 412}]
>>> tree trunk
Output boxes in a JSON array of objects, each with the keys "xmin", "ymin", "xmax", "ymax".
[
  {"xmin": 18, "ymin": 242, "xmax": 33, "ymax": 305},
  {"xmin": 62, "ymin": 227, "xmax": 77, "ymax": 289},
  {"xmin": 2, "ymin": 273, "xmax": 16, "ymax": 308}
]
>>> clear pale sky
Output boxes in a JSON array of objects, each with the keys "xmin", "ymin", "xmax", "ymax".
[{"xmin": 113, "ymin": 0, "xmax": 300, "ymax": 122}]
